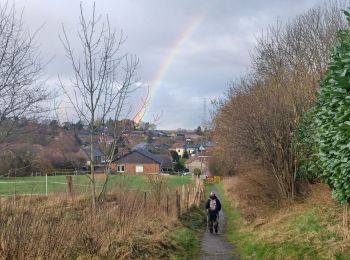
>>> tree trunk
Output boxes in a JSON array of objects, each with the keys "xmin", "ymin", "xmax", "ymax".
[{"xmin": 90, "ymin": 127, "xmax": 96, "ymax": 211}]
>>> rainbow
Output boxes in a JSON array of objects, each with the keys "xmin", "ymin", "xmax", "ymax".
[{"xmin": 134, "ymin": 14, "xmax": 204, "ymax": 124}]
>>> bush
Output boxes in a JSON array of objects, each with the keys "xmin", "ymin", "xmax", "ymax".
[
  {"xmin": 292, "ymin": 111, "xmax": 321, "ymax": 182},
  {"xmin": 312, "ymin": 10, "xmax": 350, "ymax": 203}
]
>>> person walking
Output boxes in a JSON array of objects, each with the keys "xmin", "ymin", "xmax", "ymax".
[{"xmin": 205, "ymin": 191, "xmax": 222, "ymax": 233}]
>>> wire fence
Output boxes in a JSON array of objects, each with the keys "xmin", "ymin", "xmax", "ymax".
[
  {"xmin": 0, "ymin": 174, "xmax": 191, "ymax": 197},
  {"xmin": 0, "ymin": 174, "xmax": 108, "ymax": 197}
]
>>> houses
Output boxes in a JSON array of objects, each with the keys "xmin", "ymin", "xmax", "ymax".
[
  {"xmin": 83, "ymin": 146, "xmax": 106, "ymax": 165},
  {"xmin": 169, "ymin": 143, "xmax": 201, "ymax": 157},
  {"xmin": 184, "ymin": 146, "xmax": 213, "ymax": 172},
  {"xmin": 78, "ymin": 127, "xmax": 215, "ymax": 175},
  {"xmin": 112, "ymin": 149, "xmax": 173, "ymax": 174},
  {"xmin": 185, "ymin": 157, "xmax": 208, "ymax": 172},
  {"xmin": 169, "ymin": 143, "xmax": 185, "ymax": 157}
]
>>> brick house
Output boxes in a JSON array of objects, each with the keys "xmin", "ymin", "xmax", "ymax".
[{"xmin": 112, "ymin": 149, "xmax": 173, "ymax": 174}]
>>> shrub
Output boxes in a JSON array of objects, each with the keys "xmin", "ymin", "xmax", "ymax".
[{"xmin": 313, "ymin": 10, "xmax": 350, "ymax": 203}]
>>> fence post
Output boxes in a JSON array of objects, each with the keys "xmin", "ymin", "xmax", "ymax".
[
  {"xmin": 166, "ymin": 192, "xmax": 169, "ymax": 216},
  {"xmin": 45, "ymin": 173, "xmax": 48, "ymax": 196},
  {"xmin": 66, "ymin": 176, "xmax": 73, "ymax": 197},
  {"xmin": 144, "ymin": 191, "xmax": 147, "ymax": 209},
  {"xmin": 186, "ymin": 187, "xmax": 190, "ymax": 211},
  {"xmin": 176, "ymin": 189, "xmax": 180, "ymax": 218}
]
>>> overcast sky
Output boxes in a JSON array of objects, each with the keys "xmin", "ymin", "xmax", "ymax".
[{"xmin": 13, "ymin": 0, "xmax": 323, "ymax": 129}]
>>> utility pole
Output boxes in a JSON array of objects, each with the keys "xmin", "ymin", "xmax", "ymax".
[{"xmin": 202, "ymin": 97, "xmax": 208, "ymax": 131}]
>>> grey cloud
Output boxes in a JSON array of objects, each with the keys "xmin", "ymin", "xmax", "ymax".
[{"xmin": 12, "ymin": 0, "xmax": 325, "ymax": 129}]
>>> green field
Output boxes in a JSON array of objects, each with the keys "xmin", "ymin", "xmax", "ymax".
[{"xmin": 0, "ymin": 174, "xmax": 193, "ymax": 196}]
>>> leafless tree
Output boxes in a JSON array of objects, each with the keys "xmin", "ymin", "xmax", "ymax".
[
  {"xmin": 213, "ymin": 0, "xmax": 348, "ymax": 200},
  {"xmin": 60, "ymin": 3, "xmax": 139, "ymax": 209},
  {"xmin": 0, "ymin": 1, "xmax": 49, "ymax": 146}
]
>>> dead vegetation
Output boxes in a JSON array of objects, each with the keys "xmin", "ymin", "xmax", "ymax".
[
  {"xmin": 223, "ymin": 175, "xmax": 350, "ymax": 258},
  {"xmin": 0, "ymin": 177, "xmax": 204, "ymax": 259},
  {"xmin": 212, "ymin": 0, "xmax": 349, "ymax": 200},
  {"xmin": 222, "ymin": 162, "xmax": 280, "ymax": 224}
]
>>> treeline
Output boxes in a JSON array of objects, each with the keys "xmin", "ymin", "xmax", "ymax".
[
  {"xmin": 212, "ymin": 1, "xmax": 349, "ymax": 200},
  {"xmin": 0, "ymin": 118, "xmax": 87, "ymax": 176}
]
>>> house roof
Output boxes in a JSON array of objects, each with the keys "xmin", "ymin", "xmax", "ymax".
[
  {"xmin": 133, "ymin": 142, "xmax": 150, "ymax": 150},
  {"xmin": 203, "ymin": 141, "xmax": 216, "ymax": 147},
  {"xmin": 156, "ymin": 154, "xmax": 173, "ymax": 169},
  {"xmin": 116, "ymin": 150, "xmax": 160, "ymax": 164},
  {"xmin": 170, "ymin": 142, "xmax": 185, "ymax": 149},
  {"xmin": 185, "ymin": 144, "xmax": 200, "ymax": 149},
  {"xmin": 134, "ymin": 149, "xmax": 163, "ymax": 164},
  {"xmin": 153, "ymin": 143, "xmax": 170, "ymax": 150},
  {"xmin": 115, "ymin": 149, "xmax": 173, "ymax": 169},
  {"xmin": 83, "ymin": 146, "xmax": 104, "ymax": 157}
]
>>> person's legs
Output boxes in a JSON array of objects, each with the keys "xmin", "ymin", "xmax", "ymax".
[
  {"xmin": 208, "ymin": 214, "xmax": 215, "ymax": 233},
  {"xmin": 212, "ymin": 213, "xmax": 218, "ymax": 233},
  {"xmin": 214, "ymin": 219, "xmax": 219, "ymax": 233},
  {"xmin": 208, "ymin": 213, "xmax": 218, "ymax": 234},
  {"xmin": 208, "ymin": 220, "xmax": 213, "ymax": 233}
]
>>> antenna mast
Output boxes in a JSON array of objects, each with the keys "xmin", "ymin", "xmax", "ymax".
[{"xmin": 202, "ymin": 97, "xmax": 208, "ymax": 130}]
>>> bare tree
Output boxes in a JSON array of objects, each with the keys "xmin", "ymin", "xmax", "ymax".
[
  {"xmin": 60, "ymin": 3, "xmax": 139, "ymax": 209},
  {"xmin": 0, "ymin": 1, "xmax": 49, "ymax": 146},
  {"xmin": 213, "ymin": 0, "xmax": 348, "ymax": 200}
]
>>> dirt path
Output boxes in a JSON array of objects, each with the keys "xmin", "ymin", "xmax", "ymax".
[{"xmin": 200, "ymin": 188, "xmax": 237, "ymax": 260}]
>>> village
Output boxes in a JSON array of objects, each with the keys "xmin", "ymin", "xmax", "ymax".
[
  {"xmin": 66, "ymin": 120, "xmax": 214, "ymax": 176},
  {"xmin": 0, "ymin": 118, "xmax": 215, "ymax": 178}
]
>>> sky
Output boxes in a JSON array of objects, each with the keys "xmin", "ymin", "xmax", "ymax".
[{"xmin": 12, "ymin": 0, "xmax": 323, "ymax": 130}]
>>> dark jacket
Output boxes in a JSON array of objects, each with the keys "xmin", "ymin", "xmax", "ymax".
[{"xmin": 205, "ymin": 195, "xmax": 221, "ymax": 217}]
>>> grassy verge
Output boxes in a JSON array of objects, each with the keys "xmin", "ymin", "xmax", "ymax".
[
  {"xmin": 217, "ymin": 182, "xmax": 350, "ymax": 259},
  {"xmin": 170, "ymin": 204, "xmax": 207, "ymax": 259},
  {"xmin": 0, "ymin": 174, "xmax": 193, "ymax": 195}
]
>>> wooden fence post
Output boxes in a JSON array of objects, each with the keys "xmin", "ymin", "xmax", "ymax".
[
  {"xmin": 166, "ymin": 192, "xmax": 169, "ymax": 216},
  {"xmin": 187, "ymin": 188, "xmax": 190, "ymax": 211},
  {"xmin": 144, "ymin": 192, "xmax": 147, "ymax": 209},
  {"xmin": 66, "ymin": 176, "xmax": 73, "ymax": 197},
  {"xmin": 176, "ymin": 189, "xmax": 180, "ymax": 218},
  {"xmin": 182, "ymin": 185, "xmax": 185, "ymax": 205}
]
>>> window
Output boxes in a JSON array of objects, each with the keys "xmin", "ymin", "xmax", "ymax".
[
  {"xmin": 136, "ymin": 164, "xmax": 144, "ymax": 173},
  {"xmin": 117, "ymin": 165, "xmax": 125, "ymax": 172}
]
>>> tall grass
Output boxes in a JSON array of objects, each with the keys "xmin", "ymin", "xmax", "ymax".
[
  {"xmin": 219, "ymin": 178, "xmax": 350, "ymax": 259},
  {"xmin": 0, "ymin": 175, "xmax": 204, "ymax": 259}
]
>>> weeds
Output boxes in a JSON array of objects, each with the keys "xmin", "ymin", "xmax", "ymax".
[
  {"xmin": 0, "ymin": 176, "xmax": 204, "ymax": 259},
  {"xmin": 171, "ymin": 206, "xmax": 207, "ymax": 259},
  {"xmin": 220, "ymin": 178, "xmax": 350, "ymax": 259}
]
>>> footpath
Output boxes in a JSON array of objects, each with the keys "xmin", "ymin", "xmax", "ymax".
[{"xmin": 200, "ymin": 187, "xmax": 237, "ymax": 259}]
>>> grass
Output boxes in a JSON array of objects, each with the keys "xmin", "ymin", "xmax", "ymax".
[
  {"xmin": 0, "ymin": 176, "xmax": 204, "ymax": 259},
  {"xmin": 217, "ymin": 182, "xmax": 350, "ymax": 259},
  {"xmin": 0, "ymin": 174, "xmax": 193, "ymax": 195},
  {"xmin": 170, "ymin": 206, "xmax": 207, "ymax": 259}
]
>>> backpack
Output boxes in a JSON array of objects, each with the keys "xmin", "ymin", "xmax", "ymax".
[{"xmin": 209, "ymin": 199, "xmax": 217, "ymax": 211}]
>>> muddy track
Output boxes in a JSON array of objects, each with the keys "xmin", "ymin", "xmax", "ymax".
[{"xmin": 200, "ymin": 187, "xmax": 238, "ymax": 260}]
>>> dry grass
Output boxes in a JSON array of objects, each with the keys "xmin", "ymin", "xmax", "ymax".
[
  {"xmin": 0, "ymin": 177, "xmax": 203, "ymax": 259},
  {"xmin": 223, "ymin": 162, "xmax": 280, "ymax": 224},
  {"xmin": 223, "ymin": 174, "xmax": 350, "ymax": 258}
]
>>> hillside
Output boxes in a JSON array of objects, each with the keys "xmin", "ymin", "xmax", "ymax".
[{"xmin": 0, "ymin": 121, "xmax": 87, "ymax": 176}]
